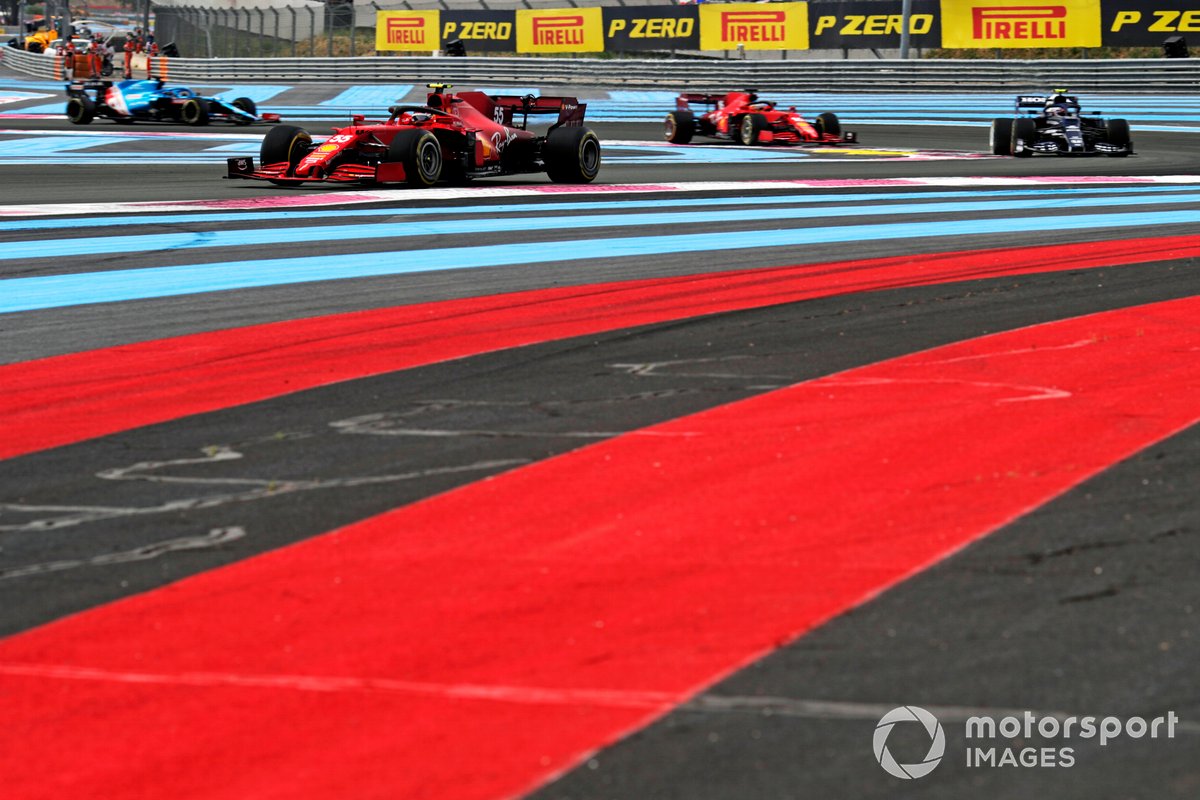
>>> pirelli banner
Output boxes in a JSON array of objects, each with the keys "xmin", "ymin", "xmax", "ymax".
[
  {"xmin": 940, "ymin": 0, "xmax": 1102, "ymax": 48},
  {"xmin": 376, "ymin": 11, "xmax": 438, "ymax": 52},
  {"xmin": 699, "ymin": 3, "xmax": 809, "ymax": 50},
  {"xmin": 379, "ymin": 1, "xmax": 1166, "ymax": 54},
  {"xmin": 517, "ymin": 8, "xmax": 605, "ymax": 53},
  {"xmin": 1102, "ymin": 0, "xmax": 1200, "ymax": 45}
]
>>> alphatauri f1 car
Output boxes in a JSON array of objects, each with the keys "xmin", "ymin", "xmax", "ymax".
[
  {"xmin": 991, "ymin": 91, "xmax": 1132, "ymax": 157},
  {"xmin": 665, "ymin": 90, "xmax": 856, "ymax": 146},
  {"xmin": 66, "ymin": 78, "xmax": 279, "ymax": 126},
  {"xmin": 226, "ymin": 83, "xmax": 601, "ymax": 187}
]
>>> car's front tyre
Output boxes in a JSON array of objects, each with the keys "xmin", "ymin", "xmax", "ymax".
[
  {"xmin": 260, "ymin": 124, "xmax": 313, "ymax": 184},
  {"xmin": 1105, "ymin": 118, "xmax": 1132, "ymax": 157},
  {"xmin": 738, "ymin": 113, "xmax": 767, "ymax": 146},
  {"xmin": 388, "ymin": 129, "xmax": 444, "ymax": 187},
  {"xmin": 1011, "ymin": 117, "xmax": 1036, "ymax": 158},
  {"xmin": 815, "ymin": 112, "xmax": 841, "ymax": 138},
  {"xmin": 231, "ymin": 97, "xmax": 257, "ymax": 126}
]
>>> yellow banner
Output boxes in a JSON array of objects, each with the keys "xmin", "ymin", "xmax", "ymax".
[
  {"xmin": 516, "ymin": 8, "xmax": 604, "ymax": 53},
  {"xmin": 699, "ymin": 3, "xmax": 809, "ymax": 50},
  {"xmin": 940, "ymin": 0, "xmax": 1101, "ymax": 48},
  {"xmin": 376, "ymin": 10, "xmax": 440, "ymax": 52}
]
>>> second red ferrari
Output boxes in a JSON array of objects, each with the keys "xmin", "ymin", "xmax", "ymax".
[{"xmin": 665, "ymin": 90, "xmax": 856, "ymax": 147}]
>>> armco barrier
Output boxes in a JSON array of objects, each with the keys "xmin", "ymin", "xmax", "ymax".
[{"xmin": 4, "ymin": 46, "xmax": 1199, "ymax": 92}]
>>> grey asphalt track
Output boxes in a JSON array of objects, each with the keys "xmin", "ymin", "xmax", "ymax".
[{"xmin": 2, "ymin": 72, "xmax": 1199, "ymax": 798}]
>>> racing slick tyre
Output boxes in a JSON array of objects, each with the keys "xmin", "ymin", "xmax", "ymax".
[
  {"xmin": 665, "ymin": 111, "xmax": 694, "ymax": 144},
  {"xmin": 181, "ymin": 97, "xmax": 209, "ymax": 126},
  {"xmin": 544, "ymin": 126, "xmax": 601, "ymax": 183},
  {"xmin": 1105, "ymin": 118, "xmax": 1132, "ymax": 157},
  {"xmin": 387, "ymin": 129, "xmax": 444, "ymax": 188},
  {"xmin": 1011, "ymin": 117, "xmax": 1036, "ymax": 158},
  {"xmin": 232, "ymin": 97, "xmax": 257, "ymax": 126},
  {"xmin": 815, "ymin": 112, "xmax": 841, "ymax": 138},
  {"xmin": 737, "ymin": 113, "xmax": 767, "ymax": 146},
  {"xmin": 990, "ymin": 118, "xmax": 1013, "ymax": 155},
  {"xmin": 66, "ymin": 96, "xmax": 95, "ymax": 125},
  {"xmin": 260, "ymin": 124, "xmax": 313, "ymax": 183}
]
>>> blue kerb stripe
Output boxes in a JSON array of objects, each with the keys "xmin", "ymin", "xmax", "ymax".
[
  {"xmin": 320, "ymin": 85, "xmax": 414, "ymax": 108},
  {"xmin": 7, "ymin": 190, "xmax": 1200, "ymax": 262},
  {"xmin": 4, "ymin": 208, "xmax": 1200, "ymax": 314},
  {"xmin": 3, "ymin": 185, "xmax": 1199, "ymax": 234}
]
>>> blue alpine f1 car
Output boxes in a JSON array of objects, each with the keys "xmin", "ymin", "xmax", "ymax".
[{"xmin": 65, "ymin": 78, "xmax": 280, "ymax": 126}]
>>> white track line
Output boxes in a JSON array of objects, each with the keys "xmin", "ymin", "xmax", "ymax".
[{"xmin": 3, "ymin": 176, "xmax": 1200, "ymax": 217}]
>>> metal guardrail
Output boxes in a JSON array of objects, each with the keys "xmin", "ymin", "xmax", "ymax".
[{"xmin": 4, "ymin": 46, "xmax": 1200, "ymax": 92}]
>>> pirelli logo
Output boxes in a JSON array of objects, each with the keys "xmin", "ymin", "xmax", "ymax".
[
  {"xmin": 698, "ymin": 2, "xmax": 807, "ymax": 50},
  {"xmin": 972, "ymin": 5, "xmax": 1065, "ymax": 39},
  {"xmin": 387, "ymin": 16, "xmax": 428, "ymax": 45},
  {"xmin": 517, "ymin": 7, "xmax": 603, "ymax": 52},
  {"xmin": 940, "ymin": 0, "xmax": 1099, "ymax": 48},
  {"xmin": 532, "ymin": 14, "xmax": 585, "ymax": 45},
  {"xmin": 720, "ymin": 10, "xmax": 786, "ymax": 42},
  {"xmin": 375, "ymin": 11, "xmax": 438, "ymax": 51}
]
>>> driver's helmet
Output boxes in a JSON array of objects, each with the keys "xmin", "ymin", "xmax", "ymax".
[{"xmin": 1045, "ymin": 94, "xmax": 1072, "ymax": 115}]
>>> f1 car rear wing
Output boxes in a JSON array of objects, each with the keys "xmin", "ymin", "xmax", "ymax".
[
  {"xmin": 488, "ymin": 95, "xmax": 587, "ymax": 129},
  {"xmin": 1015, "ymin": 94, "xmax": 1080, "ymax": 113},
  {"xmin": 676, "ymin": 92, "xmax": 722, "ymax": 108}
]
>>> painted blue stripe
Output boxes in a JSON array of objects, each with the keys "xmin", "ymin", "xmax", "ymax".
[
  {"xmin": 4, "ymin": 208, "xmax": 1200, "ymax": 314},
  {"xmin": 8, "ymin": 191, "xmax": 1200, "ymax": 262},
  {"xmin": 319, "ymin": 85, "xmax": 414, "ymax": 108},
  {"xmin": 4, "ymin": 184, "xmax": 1200, "ymax": 234}
]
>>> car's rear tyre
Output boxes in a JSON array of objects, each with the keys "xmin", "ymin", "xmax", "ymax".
[
  {"xmin": 388, "ymin": 129, "xmax": 444, "ymax": 187},
  {"xmin": 815, "ymin": 112, "xmax": 841, "ymax": 138},
  {"xmin": 260, "ymin": 124, "xmax": 312, "ymax": 183},
  {"xmin": 665, "ymin": 111, "xmax": 694, "ymax": 144},
  {"xmin": 738, "ymin": 113, "xmax": 767, "ymax": 146},
  {"xmin": 544, "ymin": 126, "xmax": 601, "ymax": 184},
  {"xmin": 231, "ymin": 97, "xmax": 257, "ymax": 126},
  {"xmin": 990, "ymin": 117, "xmax": 1013, "ymax": 155},
  {"xmin": 1106, "ymin": 118, "xmax": 1132, "ymax": 157},
  {"xmin": 1011, "ymin": 117, "xmax": 1036, "ymax": 158},
  {"xmin": 66, "ymin": 96, "xmax": 95, "ymax": 125},
  {"xmin": 181, "ymin": 97, "xmax": 209, "ymax": 126}
]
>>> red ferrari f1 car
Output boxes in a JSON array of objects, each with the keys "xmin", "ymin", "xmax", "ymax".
[
  {"xmin": 664, "ymin": 91, "xmax": 855, "ymax": 147},
  {"xmin": 226, "ymin": 83, "xmax": 601, "ymax": 187}
]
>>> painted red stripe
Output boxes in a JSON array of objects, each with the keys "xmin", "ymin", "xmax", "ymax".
[
  {"xmin": 5, "ymin": 234, "xmax": 1200, "ymax": 461},
  {"xmin": 2, "ymin": 296, "xmax": 1198, "ymax": 799}
]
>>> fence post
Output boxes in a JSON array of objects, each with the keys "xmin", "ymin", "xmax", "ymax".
[
  {"xmin": 309, "ymin": 6, "xmax": 317, "ymax": 57},
  {"xmin": 255, "ymin": 8, "xmax": 266, "ymax": 57},
  {"xmin": 291, "ymin": 7, "xmax": 298, "ymax": 58}
]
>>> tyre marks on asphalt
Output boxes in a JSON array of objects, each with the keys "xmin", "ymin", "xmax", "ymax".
[
  {"xmin": 7, "ymin": 234, "xmax": 1200, "ymax": 459},
  {"xmin": 2, "ymin": 293, "xmax": 1199, "ymax": 800}
]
